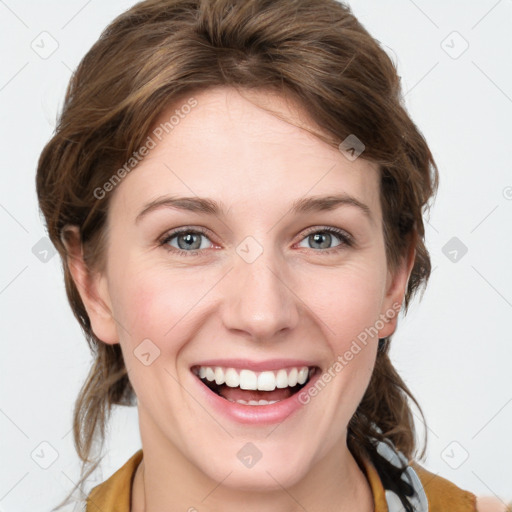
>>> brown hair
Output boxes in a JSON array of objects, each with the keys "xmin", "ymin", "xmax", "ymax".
[{"xmin": 36, "ymin": 0, "xmax": 438, "ymax": 509}]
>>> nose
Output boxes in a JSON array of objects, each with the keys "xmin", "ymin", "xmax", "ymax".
[{"xmin": 220, "ymin": 243, "xmax": 300, "ymax": 342}]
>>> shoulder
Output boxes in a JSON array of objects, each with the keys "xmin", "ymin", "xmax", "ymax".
[
  {"xmin": 86, "ymin": 449, "xmax": 143, "ymax": 512},
  {"xmin": 364, "ymin": 436, "xmax": 505, "ymax": 512},
  {"xmin": 411, "ymin": 461, "xmax": 478, "ymax": 512},
  {"xmin": 475, "ymin": 497, "xmax": 511, "ymax": 512}
]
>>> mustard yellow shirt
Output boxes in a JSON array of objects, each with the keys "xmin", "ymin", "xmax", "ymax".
[{"xmin": 86, "ymin": 449, "xmax": 478, "ymax": 511}]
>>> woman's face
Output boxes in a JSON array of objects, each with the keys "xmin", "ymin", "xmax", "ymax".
[{"xmin": 79, "ymin": 86, "xmax": 412, "ymax": 490}]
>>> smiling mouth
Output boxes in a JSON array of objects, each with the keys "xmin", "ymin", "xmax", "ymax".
[{"xmin": 191, "ymin": 365, "xmax": 319, "ymax": 405}]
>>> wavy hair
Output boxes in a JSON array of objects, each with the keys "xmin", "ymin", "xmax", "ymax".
[{"xmin": 35, "ymin": 0, "xmax": 438, "ymax": 509}]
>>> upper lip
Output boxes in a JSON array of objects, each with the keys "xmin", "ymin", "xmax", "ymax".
[{"xmin": 190, "ymin": 358, "xmax": 319, "ymax": 372}]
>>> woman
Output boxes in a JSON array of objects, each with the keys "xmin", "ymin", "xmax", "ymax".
[{"xmin": 35, "ymin": 0, "xmax": 509, "ymax": 511}]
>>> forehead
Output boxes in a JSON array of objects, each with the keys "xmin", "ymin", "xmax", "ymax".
[{"xmin": 109, "ymin": 87, "xmax": 381, "ymax": 221}]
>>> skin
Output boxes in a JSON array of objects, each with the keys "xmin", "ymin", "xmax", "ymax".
[
  {"xmin": 65, "ymin": 86, "xmax": 416, "ymax": 512},
  {"xmin": 475, "ymin": 497, "xmax": 510, "ymax": 512}
]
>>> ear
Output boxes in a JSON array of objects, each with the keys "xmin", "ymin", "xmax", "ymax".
[
  {"xmin": 378, "ymin": 239, "xmax": 416, "ymax": 339},
  {"xmin": 61, "ymin": 225, "xmax": 119, "ymax": 345}
]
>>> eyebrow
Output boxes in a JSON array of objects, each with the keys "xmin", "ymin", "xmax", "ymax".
[{"xmin": 135, "ymin": 194, "xmax": 373, "ymax": 224}]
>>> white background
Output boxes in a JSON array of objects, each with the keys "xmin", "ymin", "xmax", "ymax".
[{"xmin": 1, "ymin": 1, "xmax": 511, "ymax": 510}]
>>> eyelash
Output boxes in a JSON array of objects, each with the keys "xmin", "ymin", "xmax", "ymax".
[{"xmin": 158, "ymin": 226, "xmax": 354, "ymax": 257}]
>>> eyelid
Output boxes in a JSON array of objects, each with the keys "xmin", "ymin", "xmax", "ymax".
[
  {"xmin": 158, "ymin": 225, "xmax": 354, "ymax": 256},
  {"xmin": 298, "ymin": 225, "xmax": 354, "ymax": 245},
  {"xmin": 158, "ymin": 226, "xmax": 215, "ymax": 255}
]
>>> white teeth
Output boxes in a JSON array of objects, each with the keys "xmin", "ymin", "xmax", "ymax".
[
  {"xmin": 287, "ymin": 368, "xmax": 298, "ymax": 387},
  {"xmin": 275, "ymin": 369, "xmax": 288, "ymax": 388},
  {"xmin": 257, "ymin": 371, "xmax": 276, "ymax": 391},
  {"xmin": 229, "ymin": 398, "xmax": 280, "ymax": 405},
  {"xmin": 224, "ymin": 368, "xmax": 240, "ymax": 387},
  {"xmin": 239, "ymin": 369, "xmax": 258, "ymax": 390},
  {"xmin": 298, "ymin": 367, "xmax": 309, "ymax": 385},
  {"xmin": 214, "ymin": 367, "xmax": 224, "ymax": 385},
  {"xmin": 205, "ymin": 367, "xmax": 215, "ymax": 382},
  {"xmin": 193, "ymin": 365, "xmax": 313, "ymax": 391}
]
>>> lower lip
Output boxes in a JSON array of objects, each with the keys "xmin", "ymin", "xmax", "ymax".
[{"xmin": 191, "ymin": 369, "xmax": 320, "ymax": 425}]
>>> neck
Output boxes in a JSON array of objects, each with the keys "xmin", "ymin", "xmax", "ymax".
[
  {"xmin": 133, "ymin": 450, "xmax": 374, "ymax": 512},
  {"xmin": 131, "ymin": 415, "xmax": 374, "ymax": 512}
]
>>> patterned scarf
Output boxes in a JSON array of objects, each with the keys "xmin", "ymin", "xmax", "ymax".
[{"xmin": 371, "ymin": 436, "xmax": 429, "ymax": 511}]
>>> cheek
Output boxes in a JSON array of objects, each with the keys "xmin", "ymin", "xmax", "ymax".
[
  {"xmin": 111, "ymin": 264, "xmax": 196, "ymax": 346},
  {"xmin": 110, "ymin": 267, "xmax": 196, "ymax": 404},
  {"xmin": 303, "ymin": 262, "xmax": 386, "ymax": 347}
]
